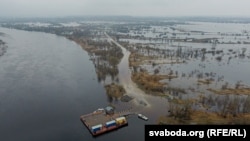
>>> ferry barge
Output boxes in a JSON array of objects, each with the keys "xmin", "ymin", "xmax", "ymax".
[{"xmin": 80, "ymin": 107, "xmax": 129, "ymax": 136}]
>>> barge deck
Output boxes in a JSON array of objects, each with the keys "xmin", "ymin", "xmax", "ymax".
[{"xmin": 80, "ymin": 108, "xmax": 132, "ymax": 136}]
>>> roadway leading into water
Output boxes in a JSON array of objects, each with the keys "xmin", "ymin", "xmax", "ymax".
[{"xmin": 105, "ymin": 33, "xmax": 150, "ymax": 107}]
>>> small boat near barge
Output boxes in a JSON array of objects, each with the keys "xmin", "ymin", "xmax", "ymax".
[{"xmin": 138, "ymin": 114, "xmax": 148, "ymax": 121}]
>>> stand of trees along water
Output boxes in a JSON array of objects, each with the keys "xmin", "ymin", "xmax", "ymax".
[{"xmin": 1, "ymin": 17, "xmax": 250, "ymax": 141}]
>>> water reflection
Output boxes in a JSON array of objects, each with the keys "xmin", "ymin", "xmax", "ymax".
[{"xmin": 0, "ymin": 27, "xmax": 121, "ymax": 141}]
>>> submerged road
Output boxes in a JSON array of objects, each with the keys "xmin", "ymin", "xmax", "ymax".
[{"xmin": 105, "ymin": 33, "xmax": 150, "ymax": 107}]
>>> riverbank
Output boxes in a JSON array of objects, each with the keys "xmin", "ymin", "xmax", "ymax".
[
  {"xmin": 0, "ymin": 27, "xmax": 116, "ymax": 141},
  {"xmin": 3, "ymin": 19, "xmax": 250, "ymax": 125},
  {"xmin": 68, "ymin": 36, "xmax": 126, "ymax": 99}
]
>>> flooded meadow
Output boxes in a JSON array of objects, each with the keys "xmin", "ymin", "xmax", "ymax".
[
  {"xmin": 1, "ymin": 17, "xmax": 250, "ymax": 127},
  {"xmin": 115, "ymin": 21, "xmax": 250, "ymax": 123}
]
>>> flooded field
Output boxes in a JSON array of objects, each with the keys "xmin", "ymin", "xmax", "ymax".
[
  {"xmin": 114, "ymin": 20, "xmax": 250, "ymax": 123},
  {"xmin": 1, "ymin": 17, "xmax": 250, "ymax": 137},
  {"xmin": 119, "ymin": 22, "xmax": 250, "ymax": 89}
]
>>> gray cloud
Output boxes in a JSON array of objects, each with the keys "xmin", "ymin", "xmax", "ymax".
[{"xmin": 0, "ymin": 0, "xmax": 250, "ymax": 17}]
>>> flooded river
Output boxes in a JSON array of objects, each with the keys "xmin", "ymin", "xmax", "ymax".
[{"xmin": 0, "ymin": 27, "xmax": 148, "ymax": 141}]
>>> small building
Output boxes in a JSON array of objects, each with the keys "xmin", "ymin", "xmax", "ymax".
[{"xmin": 105, "ymin": 106, "xmax": 114, "ymax": 115}]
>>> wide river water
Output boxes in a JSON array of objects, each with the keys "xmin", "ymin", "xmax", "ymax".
[{"xmin": 0, "ymin": 27, "xmax": 149, "ymax": 141}]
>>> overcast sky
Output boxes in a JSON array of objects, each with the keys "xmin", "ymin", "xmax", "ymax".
[{"xmin": 1, "ymin": 0, "xmax": 250, "ymax": 18}]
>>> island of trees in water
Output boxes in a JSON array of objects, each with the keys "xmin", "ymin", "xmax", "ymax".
[{"xmin": 2, "ymin": 16, "xmax": 250, "ymax": 124}]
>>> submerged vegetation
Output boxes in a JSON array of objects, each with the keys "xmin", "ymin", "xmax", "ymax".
[
  {"xmin": 105, "ymin": 83, "xmax": 126, "ymax": 98},
  {"xmin": 159, "ymin": 94, "xmax": 250, "ymax": 124},
  {"xmin": 73, "ymin": 37, "xmax": 123, "ymax": 83},
  {"xmin": 2, "ymin": 16, "xmax": 250, "ymax": 124}
]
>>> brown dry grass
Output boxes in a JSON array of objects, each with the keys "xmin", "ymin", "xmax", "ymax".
[
  {"xmin": 129, "ymin": 53, "xmax": 156, "ymax": 67},
  {"xmin": 131, "ymin": 71, "xmax": 170, "ymax": 94},
  {"xmin": 158, "ymin": 110, "xmax": 250, "ymax": 125},
  {"xmin": 129, "ymin": 51, "xmax": 180, "ymax": 95},
  {"xmin": 207, "ymin": 88, "xmax": 250, "ymax": 95},
  {"xmin": 197, "ymin": 79, "xmax": 213, "ymax": 85},
  {"xmin": 129, "ymin": 52, "xmax": 182, "ymax": 67}
]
